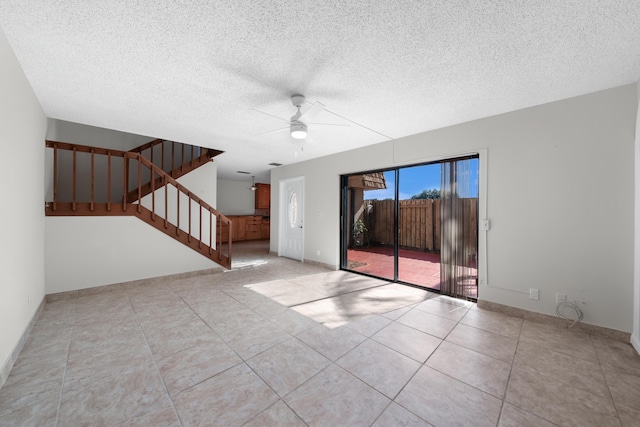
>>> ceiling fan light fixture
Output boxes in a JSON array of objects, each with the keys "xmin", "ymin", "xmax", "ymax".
[{"xmin": 290, "ymin": 122, "xmax": 307, "ymax": 139}]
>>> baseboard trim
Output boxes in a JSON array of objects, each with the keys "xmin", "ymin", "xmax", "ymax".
[
  {"xmin": 631, "ymin": 333, "xmax": 640, "ymax": 355},
  {"xmin": 477, "ymin": 300, "xmax": 632, "ymax": 344},
  {"xmin": 0, "ymin": 297, "xmax": 46, "ymax": 390},
  {"xmin": 303, "ymin": 258, "xmax": 338, "ymax": 271}
]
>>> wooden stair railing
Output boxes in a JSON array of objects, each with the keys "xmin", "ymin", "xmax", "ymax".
[
  {"xmin": 126, "ymin": 139, "xmax": 223, "ymax": 203},
  {"xmin": 45, "ymin": 141, "xmax": 232, "ymax": 269}
]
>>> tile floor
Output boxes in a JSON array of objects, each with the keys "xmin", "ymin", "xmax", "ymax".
[{"xmin": 1, "ymin": 240, "xmax": 640, "ymax": 426}]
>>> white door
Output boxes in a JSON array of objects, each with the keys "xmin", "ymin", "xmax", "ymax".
[{"xmin": 280, "ymin": 177, "xmax": 304, "ymax": 261}]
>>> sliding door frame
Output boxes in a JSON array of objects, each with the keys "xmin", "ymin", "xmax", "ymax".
[{"xmin": 340, "ymin": 153, "xmax": 481, "ymax": 298}]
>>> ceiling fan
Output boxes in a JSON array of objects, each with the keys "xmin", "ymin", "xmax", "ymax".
[{"xmin": 252, "ymin": 95, "xmax": 348, "ymax": 140}]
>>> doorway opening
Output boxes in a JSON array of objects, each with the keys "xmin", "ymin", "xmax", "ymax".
[{"xmin": 341, "ymin": 156, "xmax": 479, "ymax": 300}]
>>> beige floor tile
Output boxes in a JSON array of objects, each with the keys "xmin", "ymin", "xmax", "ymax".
[
  {"xmin": 396, "ymin": 366, "xmax": 502, "ymax": 427},
  {"xmin": 337, "ymin": 339, "xmax": 421, "ymax": 398},
  {"xmin": 498, "ymin": 402, "xmax": 555, "ymax": 427},
  {"xmin": 243, "ymin": 400, "xmax": 306, "ymax": 427},
  {"xmin": 0, "ymin": 391, "xmax": 59, "ymax": 426},
  {"xmin": 380, "ymin": 304, "xmax": 414, "ymax": 320},
  {"xmin": 414, "ymin": 298, "xmax": 471, "ymax": 321},
  {"xmin": 505, "ymin": 366, "xmax": 620, "ymax": 427},
  {"xmin": 158, "ymin": 341, "xmax": 242, "ymax": 396},
  {"xmin": 69, "ymin": 323, "xmax": 147, "ymax": 361},
  {"xmin": 372, "ymin": 322, "xmax": 442, "ymax": 362},
  {"xmin": 602, "ymin": 369, "xmax": 640, "ymax": 412},
  {"xmin": 356, "ymin": 286, "xmax": 430, "ymax": 314},
  {"xmin": 205, "ymin": 306, "xmax": 266, "ymax": 337},
  {"xmin": 180, "ymin": 292, "xmax": 238, "ymax": 313},
  {"xmin": 460, "ymin": 308, "xmax": 523, "ymax": 339},
  {"xmin": 143, "ymin": 318, "xmax": 222, "ymax": 360},
  {"xmin": 59, "ymin": 361, "xmax": 169, "ymax": 426},
  {"xmin": 519, "ymin": 320, "xmax": 598, "ymax": 363},
  {"xmin": 426, "ymin": 341, "xmax": 511, "ymax": 398},
  {"xmin": 245, "ymin": 279, "xmax": 330, "ymax": 306},
  {"xmin": 593, "ymin": 337, "xmax": 640, "ymax": 376},
  {"xmin": 616, "ymin": 402, "xmax": 640, "ymax": 427},
  {"xmin": 297, "ymin": 294, "xmax": 374, "ymax": 323},
  {"xmin": 345, "ymin": 314, "xmax": 392, "ymax": 336},
  {"xmin": 0, "ymin": 375, "xmax": 60, "ymax": 419},
  {"xmin": 446, "ymin": 323, "xmax": 518, "ymax": 363},
  {"xmin": 136, "ymin": 303, "xmax": 202, "ymax": 332},
  {"xmin": 297, "ymin": 324, "xmax": 367, "ymax": 361},
  {"xmin": 372, "ymin": 402, "xmax": 433, "ymax": 426},
  {"xmin": 396, "ymin": 308, "xmax": 458, "ymax": 339},
  {"xmin": 247, "ymin": 338, "xmax": 330, "ymax": 396},
  {"xmin": 245, "ymin": 297, "xmax": 288, "ymax": 317},
  {"xmin": 290, "ymin": 270, "xmax": 388, "ymax": 295},
  {"xmin": 268, "ymin": 309, "xmax": 319, "ymax": 335},
  {"xmin": 65, "ymin": 344, "xmax": 154, "ymax": 387},
  {"xmin": 7, "ymin": 339, "xmax": 69, "ymax": 379},
  {"xmin": 284, "ymin": 364, "xmax": 389, "ymax": 427},
  {"xmin": 515, "ymin": 341, "xmax": 610, "ymax": 398},
  {"xmin": 191, "ymin": 300, "xmax": 245, "ymax": 322},
  {"xmin": 173, "ymin": 363, "xmax": 278, "ymax": 427},
  {"xmin": 112, "ymin": 404, "xmax": 181, "ymax": 427},
  {"xmin": 222, "ymin": 320, "xmax": 291, "ymax": 359}
]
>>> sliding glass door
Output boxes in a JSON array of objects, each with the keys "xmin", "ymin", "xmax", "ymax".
[{"xmin": 341, "ymin": 156, "xmax": 479, "ymax": 300}]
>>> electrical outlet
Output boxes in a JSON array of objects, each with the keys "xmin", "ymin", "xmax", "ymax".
[
  {"xmin": 556, "ymin": 293, "xmax": 566, "ymax": 304},
  {"xmin": 529, "ymin": 288, "xmax": 539, "ymax": 300}
]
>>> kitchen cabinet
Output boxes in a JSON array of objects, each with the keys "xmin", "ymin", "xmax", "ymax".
[
  {"xmin": 255, "ymin": 184, "xmax": 270, "ymax": 210},
  {"xmin": 261, "ymin": 219, "xmax": 270, "ymax": 239},
  {"xmin": 245, "ymin": 216, "xmax": 262, "ymax": 240},
  {"xmin": 219, "ymin": 215, "xmax": 269, "ymax": 242}
]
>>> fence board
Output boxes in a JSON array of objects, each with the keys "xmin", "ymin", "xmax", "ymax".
[{"xmin": 362, "ymin": 198, "xmax": 476, "ymax": 252}]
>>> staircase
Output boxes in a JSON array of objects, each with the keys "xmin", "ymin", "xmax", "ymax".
[{"xmin": 45, "ymin": 139, "xmax": 232, "ymax": 269}]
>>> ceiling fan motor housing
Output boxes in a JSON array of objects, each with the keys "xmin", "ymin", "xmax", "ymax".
[
  {"xmin": 291, "ymin": 94, "xmax": 305, "ymax": 107},
  {"xmin": 290, "ymin": 121, "xmax": 307, "ymax": 139}
]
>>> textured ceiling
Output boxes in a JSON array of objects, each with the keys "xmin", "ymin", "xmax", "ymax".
[{"xmin": 1, "ymin": 1, "xmax": 640, "ymax": 182}]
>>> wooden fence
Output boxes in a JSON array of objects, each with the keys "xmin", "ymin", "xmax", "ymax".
[{"xmin": 359, "ymin": 198, "xmax": 477, "ymax": 253}]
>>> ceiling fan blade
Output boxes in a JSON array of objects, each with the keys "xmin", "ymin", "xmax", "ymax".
[
  {"xmin": 309, "ymin": 122, "xmax": 350, "ymax": 127},
  {"xmin": 250, "ymin": 109, "xmax": 290, "ymax": 123},
  {"xmin": 298, "ymin": 101, "xmax": 325, "ymax": 124},
  {"xmin": 259, "ymin": 126, "xmax": 289, "ymax": 136}
]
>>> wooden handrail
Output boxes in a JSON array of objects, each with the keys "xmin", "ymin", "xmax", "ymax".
[
  {"xmin": 128, "ymin": 138, "xmax": 163, "ymax": 153},
  {"xmin": 46, "ymin": 141, "xmax": 232, "ymax": 268}
]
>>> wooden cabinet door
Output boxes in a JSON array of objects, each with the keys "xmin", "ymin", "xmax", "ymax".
[
  {"xmin": 255, "ymin": 184, "xmax": 270, "ymax": 209},
  {"xmin": 232, "ymin": 217, "xmax": 246, "ymax": 241}
]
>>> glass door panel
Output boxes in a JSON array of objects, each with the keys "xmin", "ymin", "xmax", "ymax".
[
  {"xmin": 344, "ymin": 170, "xmax": 396, "ymax": 281},
  {"xmin": 397, "ymin": 163, "xmax": 442, "ymax": 290}
]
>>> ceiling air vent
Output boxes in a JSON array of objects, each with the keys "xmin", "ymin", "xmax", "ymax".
[
  {"xmin": 236, "ymin": 171, "xmax": 251, "ymax": 174},
  {"xmin": 268, "ymin": 163, "xmax": 283, "ymax": 167}
]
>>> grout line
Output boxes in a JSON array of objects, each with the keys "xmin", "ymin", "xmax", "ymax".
[{"xmin": 54, "ymin": 295, "xmax": 78, "ymax": 427}]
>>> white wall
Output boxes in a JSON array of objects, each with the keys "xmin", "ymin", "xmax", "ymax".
[
  {"xmin": 47, "ymin": 119, "xmax": 152, "ymax": 150},
  {"xmin": 271, "ymin": 84, "xmax": 637, "ymax": 333},
  {"xmin": 0, "ymin": 29, "xmax": 47, "ymax": 381},
  {"xmin": 45, "ymin": 119, "xmax": 156, "ymax": 203},
  {"xmin": 217, "ymin": 178, "xmax": 256, "ymax": 215},
  {"xmin": 45, "ymin": 216, "xmax": 220, "ymax": 293},
  {"xmin": 45, "ymin": 131, "xmax": 221, "ymax": 293}
]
